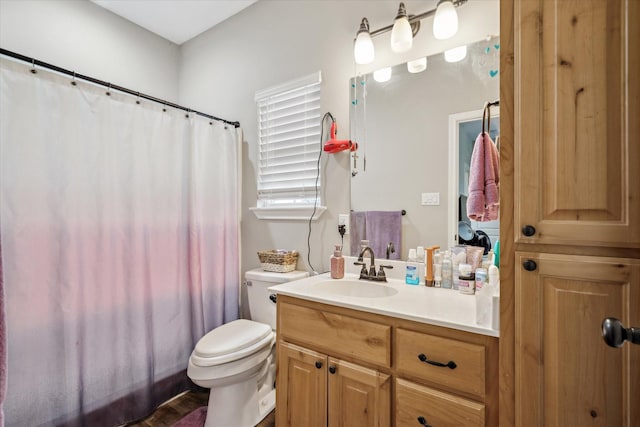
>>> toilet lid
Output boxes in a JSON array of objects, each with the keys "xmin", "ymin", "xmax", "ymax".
[{"xmin": 194, "ymin": 319, "xmax": 272, "ymax": 358}]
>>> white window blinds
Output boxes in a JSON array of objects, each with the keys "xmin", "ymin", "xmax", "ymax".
[{"xmin": 255, "ymin": 72, "xmax": 322, "ymax": 208}]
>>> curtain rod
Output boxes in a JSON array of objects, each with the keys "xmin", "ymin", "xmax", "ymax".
[{"xmin": 0, "ymin": 48, "xmax": 241, "ymax": 128}]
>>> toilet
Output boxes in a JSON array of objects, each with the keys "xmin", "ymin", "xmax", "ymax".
[{"xmin": 187, "ymin": 268, "xmax": 308, "ymax": 427}]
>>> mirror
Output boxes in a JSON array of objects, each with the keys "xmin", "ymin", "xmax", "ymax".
[{"xmin": 349, "ymin": 37, "xmax": 500, "ymax": 258}]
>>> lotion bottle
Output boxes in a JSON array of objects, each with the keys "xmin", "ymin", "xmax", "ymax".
[{"xmin": 331, "ymin": 244, "xmax": 345, "ymax": 279}]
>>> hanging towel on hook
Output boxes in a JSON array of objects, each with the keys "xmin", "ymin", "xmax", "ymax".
[{"xmin": 467, "ymin": 131, "xmax": 499, "ymax": 221}]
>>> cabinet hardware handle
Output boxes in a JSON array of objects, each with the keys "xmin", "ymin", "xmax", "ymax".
[
  {"xmin": 417, "ymin": 416, "xmax": 432, "ymax": 426},
  {"xmin": 522, "ymin": 225, "xmax": 536, "ymax": 236},
  {"xmin": 602, "ymin": 317, "xmax": 640, "ymax": 347},
  {"xmin": 269, "ymin": 294, "xmax": 277, "ymax": 303},
  {"xmin": 315, "ymin": 361, "xmax": 323, "ymax": 369},
  {"xmin": 522, "ymin": 260, "xmax": 537, "ymax": 271},
  {"xmin": 417, "ymin": 353, "xmax": 457, "ymax": 369},
  {"xmin": 329, "ymin": 365, "xmax": 336, "ymax": 374}
]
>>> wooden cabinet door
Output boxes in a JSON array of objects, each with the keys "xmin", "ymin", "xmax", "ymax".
[
  {"xmin": 515, "ymin": 252, "xmax": 640, "ymax": 426},
  {"xmin": 327, "ymin": 357, "xmax": 390, "ymax": 427},
  {"xmin": 514, "ymin": 0, "xmax": 640, "ymax": 247},
  {"xmin": 276, "ymin": 341, "xmax": 327, "ymax": 427}
]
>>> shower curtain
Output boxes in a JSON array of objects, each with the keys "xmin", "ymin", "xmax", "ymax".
[{"xmin": 0, "ymin": 58, "xmax": 241, "ymax": 426}]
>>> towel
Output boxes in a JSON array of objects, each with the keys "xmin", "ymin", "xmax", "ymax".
[
  {"xmin": 349, "ymin": 211, "xmax": 367, "ymax": 256},
  {"xmin": 365, "ymin": 211, "xmax": 402, "ymax": 260},
  {"xmin": 467, "ymin": 132, "xmax": 499, "ymax": 221}
]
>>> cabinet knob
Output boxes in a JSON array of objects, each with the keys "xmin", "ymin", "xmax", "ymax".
[
  {"xmin": 417, "ymin": 416, "xmax": 432, "ymax": 426},
  {"xmin": 315, "ymin": 361, "xmax": 323, "ymax": 369},
  {"xmin": 522, "ymin": 225, "xmax": 536, "ymax": 237},
  {"xmin": 329, "ymin": 365, "xmax": 336, "ymax": 374},
  {"xmin": 522, "ymin": 260, "xmax": 537, "ymax": 271}
]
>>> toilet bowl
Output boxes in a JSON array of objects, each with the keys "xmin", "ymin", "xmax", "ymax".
[{"xmin": 187, "ymin": 268, "xmax": 308, "ymax": 427}]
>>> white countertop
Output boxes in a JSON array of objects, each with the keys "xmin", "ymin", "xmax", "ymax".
[{"xmin": 268, "ymin": 271, "xmax": 499, "ymax": 338}]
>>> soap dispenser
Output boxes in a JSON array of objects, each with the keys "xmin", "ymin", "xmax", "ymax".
[{"xmin": 331, "ymin": 244, "xmax": 345, "ymax": 279}]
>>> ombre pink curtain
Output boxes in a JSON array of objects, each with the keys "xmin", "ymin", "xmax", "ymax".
[{"xmin": 0, "ymin": 58, "xmax": 241, "ymax": 426}]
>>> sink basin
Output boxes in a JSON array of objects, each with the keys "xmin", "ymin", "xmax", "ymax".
[{"xmin": 312, "ymin": 280, "xmax": 399, "ymax": 298}]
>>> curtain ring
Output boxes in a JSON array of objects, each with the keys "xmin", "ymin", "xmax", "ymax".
[
  {"xmin": 185, "ymin": 109, "xmax": 190, "ymax": 119},
  {"xmin": 106, "ymin": 83, "xmax": 111, "ymax": 96},
  {"xmin": 136, "ymin": 91, "xmax": 140, "ymax": 105},
  {"xmin": 30, "ymin": 58, "xmax": 37, "ymax": 74},
  {"xmin": 162, "ymin": 102, "xmax": 167, "ymax": 112},
  {"xmin": 70, "ymin": 71, "xmax": 77, "ymax": 86}
]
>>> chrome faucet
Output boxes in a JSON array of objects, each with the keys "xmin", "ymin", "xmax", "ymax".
[{"xmin": 354, "ymin": 246, "xmax": 393, "ymax": 282}]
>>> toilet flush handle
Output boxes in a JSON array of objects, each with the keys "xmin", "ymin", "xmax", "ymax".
[{"xmin": 269, "ymin": 294, "xmax": 277, "ymax": 303}]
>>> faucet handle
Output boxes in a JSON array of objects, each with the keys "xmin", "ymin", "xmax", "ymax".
[
  {"xmin": 377, "ymin": 265, "xmax": 393, "ymax": 281},
  {"xmin": 354, "ymin": 261, "xmax": 367, "ymax": 275}
]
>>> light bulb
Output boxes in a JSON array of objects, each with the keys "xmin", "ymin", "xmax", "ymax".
[
  {"xmin": 444, "ymin": 45, "xmax": 467, "ymax": 62},
  {"xmin": 390, "ymin": 3, "xmax": 413, "ymax": 53},
  {"xmin": 433, "ymin": 0, "xmax": 458, "ymax": 40},
  {"xmin": 407, "ymin": 57, "xmax": 427, "ymax": 73},
  {"xmin": 354, "ymin": 18, "xmax": 375, "ymax": 65},
  {"xmin": 373, "ymin": 67, "xmax": 392, "ymax": 82}
]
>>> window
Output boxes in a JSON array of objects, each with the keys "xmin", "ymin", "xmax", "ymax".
[{"xmin": 251, "ymin": 72, "xmax": 326, "ymax": 220}]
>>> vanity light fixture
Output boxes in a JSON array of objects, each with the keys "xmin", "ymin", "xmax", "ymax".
[
  {"xmin": 373, "ymin": 67, "xmax": 392, "ymax": 82},
  {"xmin": 407, "ymin": 57, "xmax": 427, "ymax": 73},
  {"xmin": 444, "ymin": 45, "xmax": 467, "ymax": 62},
  {"xmin": 390, "ymin": 3, "xmax": 413, "ymax": 53},
  {"xmin": 433, "ymin": 0, "xmax": 459, "ymax": 40},
  {"xmin": 354, "ymin": 18, "xmax": 375, "ymax": 65},
  {"xmin": 353, "ymin": 0, "xmax": 467, "ymax": 65}
]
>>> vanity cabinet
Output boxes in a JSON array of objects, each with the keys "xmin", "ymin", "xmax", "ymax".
[
  {"xmin": 275, "ymin": 295, "xmax": 498, "ymax": 427},
  {"xmin": 277, "ymin": 341, "xmax": 391, "ymax": 427},
  {"xmin": 515, "ymin": 253, "xmax": 640, "ymax": 426},
  {"xmin": 502, "ymin": 1, "xmax": 640, "ymax": 425}
]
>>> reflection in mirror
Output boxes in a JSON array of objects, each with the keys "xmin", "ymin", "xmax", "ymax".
[
  {"xmin": 448, "ymin": 108, "xmax": 499, "ymax": 252},
  {"xmin": 349, "ymin": 37, "xmax": 500, "ymax": 258}
]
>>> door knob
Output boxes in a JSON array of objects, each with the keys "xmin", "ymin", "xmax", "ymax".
[{"xmin": 602, "ymin": 317, "xmax": 640, "ymax": 347}]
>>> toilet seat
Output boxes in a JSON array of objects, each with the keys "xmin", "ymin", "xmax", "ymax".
[{"xmin": 190, "ymin": 319, "xmax": 274, "ymax": 367}]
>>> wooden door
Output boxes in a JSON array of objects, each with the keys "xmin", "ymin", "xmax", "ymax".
[
  {"xmin": 276, "ymin": 341, "xmax": 327, "ymax": 427},
  {"xmin": 515, "ymin": 252, "xmax": 640, "ymax": 426},
  {"xmin": 513, "ymin": 0, "xmax": 640, "ymax": 247},
  {"xmin": 327, "ymin": 357, "xmax": 390, "ymax": 427}
]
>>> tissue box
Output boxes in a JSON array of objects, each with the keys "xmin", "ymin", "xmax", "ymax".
[{"xmin": 257, "ymin": 250, "xmax": 298, "ymax": 273}]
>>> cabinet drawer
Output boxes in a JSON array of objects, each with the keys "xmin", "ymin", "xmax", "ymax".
[
  {"xmin": 278, "ymin": 302, "xmax": 391, "ymax": 367},
  {"xmin": 395, "ymin": 378, "xmax": 484, "ymax": 427},
  {"xmin": 396, "ymin": 328, "xmax": 485, "ymax": 399}
]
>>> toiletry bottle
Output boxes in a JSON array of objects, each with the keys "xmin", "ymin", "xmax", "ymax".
[
  {"xmin": 405, "ymin": 249, "xmax": 420, "ymax": 285},
  {"xmin": 434, "ymin": 261, "xmax": 442, "ymax": 288},
  {"xmin": 416, "ymin": 246, "xmax": 426, "ymax": 285},
  {"xmin": 331, "ymin": 244, "xmax": 345, "ymax": 279},
  {"xmin": 441, "ymin": 250, "xmax": 453, "ymax": 289},
  {"xmin": 425, "ymin": 246, "xmax": 439, "ymax": 286},
  {"xmin": 458, "ymin": 263, "xmax": 475, "ymax": 295}
]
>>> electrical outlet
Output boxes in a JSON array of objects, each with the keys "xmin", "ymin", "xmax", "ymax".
[
  {"xmin": 421, "ymin": 192, "xmax": 440, "ymax": 206},
  {"xmin": 338, "ymin": 214, "xmax": 350, "ymax": 234}
]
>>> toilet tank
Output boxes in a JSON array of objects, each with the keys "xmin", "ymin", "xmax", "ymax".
[{"xmin": 245, "ymin": 268, "xmax": 308, "ymax": 330}]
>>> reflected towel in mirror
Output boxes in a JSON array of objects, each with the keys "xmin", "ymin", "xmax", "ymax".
[{"xmin": 349, "ymin": 211, "xmax": 402, "ymax": 260}]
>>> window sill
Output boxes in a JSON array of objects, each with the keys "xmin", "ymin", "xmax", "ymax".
[{"xmin": 250, "ymin": 206, "xmax": 327, "ymax": 221}]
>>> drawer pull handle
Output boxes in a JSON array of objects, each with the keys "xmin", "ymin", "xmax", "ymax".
[
  {"xmin": 418, "ymin": 353, "xmax": 457, "ymax": 369},
  {"xmin": 315, "ymin": 361, "xmax": 323, "ymax": 369},
  {"xmin": 417, "ymin": 416, "xmax": 432, "ymax": 426}
]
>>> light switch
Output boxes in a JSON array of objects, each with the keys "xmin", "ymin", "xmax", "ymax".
[{"xmin": 421, "ymin": 192, "xmax": 440, "ymax": 206}]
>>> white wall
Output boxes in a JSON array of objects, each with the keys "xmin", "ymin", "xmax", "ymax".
[
  {"xmin": 0, "ymin": 0, "xmax": 180, "ymax": 101},
  {"xmin": 178, "ymin": 0, "xmax": 499, "ymax": 276}
]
